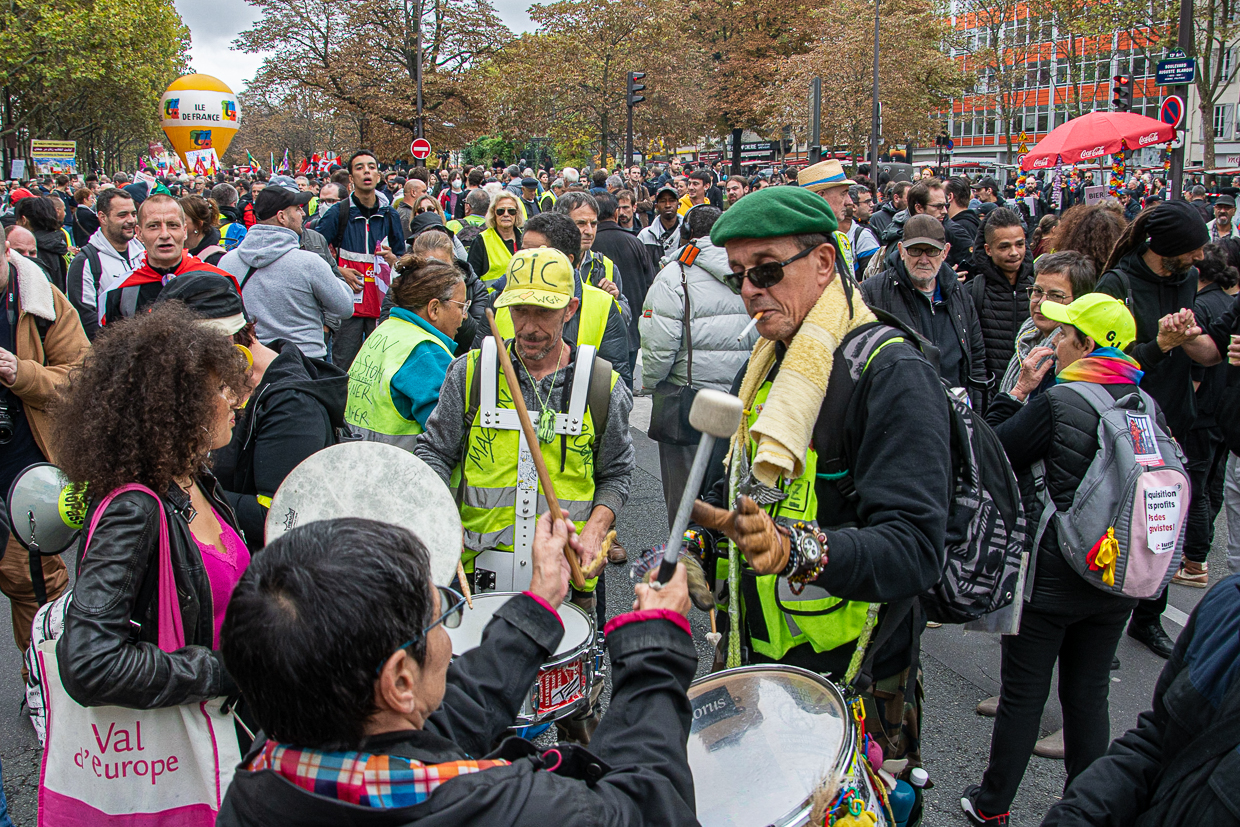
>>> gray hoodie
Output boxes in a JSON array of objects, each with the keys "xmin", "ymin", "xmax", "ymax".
[{"xmin": 218, "ymin": 224, "xmax": 354, "ymax": 358}]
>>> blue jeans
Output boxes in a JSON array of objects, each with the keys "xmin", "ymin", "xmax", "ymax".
[{"xmin": 0, "ymin": 753, "xmax": 15, "ymax": 827}]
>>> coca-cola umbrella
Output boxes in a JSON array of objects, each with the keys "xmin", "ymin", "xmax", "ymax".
[{"xmin": 1020, "ymin": 111, "xmax": 1174, "ymax": 172}]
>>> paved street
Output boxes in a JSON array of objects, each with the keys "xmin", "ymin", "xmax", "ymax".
[{"xmin": 0, "ymin": 399, "xmax": 1228, "ymax": 825}]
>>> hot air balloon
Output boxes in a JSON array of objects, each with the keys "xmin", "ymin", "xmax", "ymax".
[{"xmin": 159, "ymin": 74, "xmax": 242, "ymax": 173}]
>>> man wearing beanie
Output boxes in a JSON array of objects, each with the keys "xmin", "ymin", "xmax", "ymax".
[
  {"xmin": 1094, "ymin": 198, "xmax": 1210, "ymax": 659},
  {"xmin": 689, "ymin": 186, "xmax": 953, "ymax": 775}
]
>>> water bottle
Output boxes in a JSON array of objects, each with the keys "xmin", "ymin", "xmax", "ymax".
[
  {"xmin": 889, "ymin": 779, "xmax": 915, "ymax": 827},
  {"xmin": 907, "ymin": 767, "xmax": 929, "ymax": 827}
]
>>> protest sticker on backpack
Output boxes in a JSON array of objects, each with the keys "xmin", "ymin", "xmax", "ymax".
[
  {"xmin": 1144, "ymin": 481, "xmax": 1184, "ymax": 554},
  {"xmin": 1126, "ymin": 412, "xmax": 1163, "ymax": 467}
]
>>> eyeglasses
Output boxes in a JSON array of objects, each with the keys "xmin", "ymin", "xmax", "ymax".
[
  {"xmin": 495, "ymin": 208, "xmax": 518, "ymax": 216},
  {"xmin": 320, "ymin": 197, "xmax": 341, "ymax": 204},
  {"xmin": 376, "ymin": 585, "xmax": 465, "ymax": 675},
  {"xmin": 443, "ymin": 298, "xmax": 471, "ymax": 312},
  {"xmin": 904, "ymin": 246, "xmax": 944, "ymax": 259},
  {"xmin": 1026, "ymin": 285, "xmax": 1071, "ymax": 303},
  {"xmin": 927, "ymin": 202, "xmax": 949, "ymax": 211},
  {"xmin": 724, "ymin": 243, "xmax": 822, "ymax": 292}
]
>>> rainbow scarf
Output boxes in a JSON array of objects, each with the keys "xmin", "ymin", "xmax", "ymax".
[
  {"xmin": 1055, "ymin": 347, "xmax": 1144, "ymax": 386},
  {"xmin": 247, "ymin": 740, "xmax": 509, "ymax": 808}
]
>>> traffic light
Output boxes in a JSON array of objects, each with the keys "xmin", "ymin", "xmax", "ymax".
[
  {"xmin": 627, "ymin": 71, "xmax": 646, "ymax": 107},
  {"xmin": 1111, "ymin": 75, "xmax": 1133, "ymax": 112}
]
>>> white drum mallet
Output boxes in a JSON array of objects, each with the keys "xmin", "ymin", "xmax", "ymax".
[{"xmin": 654, "ymin": 389, "xmax": 746, "ymax": 586}]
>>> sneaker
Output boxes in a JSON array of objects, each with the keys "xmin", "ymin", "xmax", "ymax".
[
  {"xmin": 1172, "ymin": 562, "xmax": 1209, "ymax": 588},
  {"xmin": 961, "ymin": 785, "xmax": 1009, "ymax": 826}
]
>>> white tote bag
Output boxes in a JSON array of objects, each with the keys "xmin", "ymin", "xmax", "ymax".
[{"xmin": 36, "ymin": 484, "xmax": 242, "ymax": 826}]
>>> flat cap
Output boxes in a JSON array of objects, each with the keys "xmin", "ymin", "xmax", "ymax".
[{"xmin": 711, "ymin": 185, "xmax": 838, "ymax": 246}]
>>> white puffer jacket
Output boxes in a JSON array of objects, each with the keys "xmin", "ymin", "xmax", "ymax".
[{"xmin": 639, "ymin": 237, "xmax": 757, "ymax": 393}]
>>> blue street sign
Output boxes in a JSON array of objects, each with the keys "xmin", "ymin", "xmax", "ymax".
[
  {"xmin": 946, "ymin": 137, "xmax": 954, "ymax": 150},
  {"xmin": 1156, "ymin": 56, "xmax": 1196, "ymax": 85}
]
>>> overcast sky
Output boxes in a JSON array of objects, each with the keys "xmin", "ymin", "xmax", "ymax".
[{"xmin": 174, "ymin": 0, "xmax": 533, "ymax": 94}]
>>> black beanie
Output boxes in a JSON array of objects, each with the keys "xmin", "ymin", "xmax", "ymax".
[{"xmin": 1146, "ymin": 199, "xmax": 1210, "ymax": 257}]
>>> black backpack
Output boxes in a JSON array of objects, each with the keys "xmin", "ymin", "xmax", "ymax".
[{"xmin": 814, "ymin": 311, "xmax": 1029, "ymax": 625}]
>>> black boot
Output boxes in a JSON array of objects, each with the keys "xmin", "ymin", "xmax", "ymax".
[{"xmin": 1127, "ymin": 619, "xmax": 1174, "ymax": 659}]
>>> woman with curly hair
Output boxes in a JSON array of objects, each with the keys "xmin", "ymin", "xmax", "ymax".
[
  {"xmin": 1047, "ymin": 204, "xmax": 1128, "ymax": 274},
  {"xmin": 52, "ymin": 301, "xmax": 252, "ymax": 711}
]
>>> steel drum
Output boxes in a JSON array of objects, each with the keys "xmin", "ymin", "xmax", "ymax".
[{"xmin": 686, "ymin": 665, "xmax": 887, "ymax": 827}]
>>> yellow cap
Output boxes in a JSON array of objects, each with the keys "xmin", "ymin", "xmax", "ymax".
[
  {"xmin": 494, "ymin": 248, "xmax": 575, "ymax": 310},
  {"xmin": 1039, "ymin": 293, "xmax": 1137, "ymax": 350}
]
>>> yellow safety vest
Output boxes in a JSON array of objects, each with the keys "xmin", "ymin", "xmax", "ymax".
[
  {"xmin": 446, "ymin": 215, "xmax": 485, "ymax": 234},
  {"xmin": 480, "ymin": 227, "xmax": 516, "ymax": 282},
  {"xmin": 455, "ymin": 337, "xmax": 616, "ymax": 592},
  {"xmin": 344, "ymin": 314, "xmax": 454, "ymax": 447},
  {"xmin": 730, "ymin": 379, "xmax": 869, "ymax": 661},
  {"xmin": 495, "ymin": 283, "xmax": 614, "ymax": 350}
]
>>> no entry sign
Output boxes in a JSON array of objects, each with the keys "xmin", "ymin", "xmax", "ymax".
[{"xmin": 411, "ymin": 138, "xmax": 432, "ymax": 160}]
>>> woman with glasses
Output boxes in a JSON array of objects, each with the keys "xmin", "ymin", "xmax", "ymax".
[
  {"xmin": 345, "ymin": 254, "xmax": 467, "ymax": 448},
  {"xmin": 467, "ymin": 192, "xmax": 523, "ymax": 285}
]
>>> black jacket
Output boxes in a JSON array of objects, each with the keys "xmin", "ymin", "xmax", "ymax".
[
  {"xmin": 32, "ymin": 227, "xmax": 69, "ymax": 292},
  {"xmin": 944, "ymin": 209, "xmax": 980, "ymax": 272},
  {"xmin": 1095, "ymin": 246, "xmax": 1198, "ymax": 440},
  {"xmin": 967, "ymin": 253, "xmax": 1035, "ymax": 386},
  {"xmin": 217, "ymin": 595, "xmax": 700, "ymax": 827},
  {"xmin": 212, "ymin": 341, "xmax": 348, "ymax": 550},
  {"xmin": 986, "ymin": 383, "xmax": 1151, "ymax": 613},
  {"xmin": 861, "ymin": 261, "xmax": 988, "ymax": 398},
  {"xmin": 701, "ymin": 329, "xmax": 952, "ymax": 681},
  {"xmin": 57, "ymin": 478, "xmax": 239, "ymax": 708},
  {"xmin": 1191, "ymin": 282, "xmax": 1233, "ymax": 431},
  {"xmin": 73, "ymin": 205, "xmax": 100, "ymax": 247},
  {"xmin": 593, "ymin": 220, "xmax": 655, "ymax": 357},
  {"xmin": 869, "ymin": 202, "xmax": 898, "ymax": 236},
  {"xmin": 1041, "ymin": 575, "xmax": 1240, "ymax": 827}
]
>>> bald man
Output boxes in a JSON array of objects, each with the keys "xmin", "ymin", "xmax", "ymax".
[{"xmin": 6, "ymin": 225, "xmax": 38, "ymax": 259}]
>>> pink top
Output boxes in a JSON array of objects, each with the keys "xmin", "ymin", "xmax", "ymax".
[{"xmin": 192, "ymin": 508, "xmax": 251, "ymax": 649}]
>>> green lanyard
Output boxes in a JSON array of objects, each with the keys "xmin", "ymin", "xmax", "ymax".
[{"xmin": 514, "ymin": 343, "xmax": 565, "ymax": 444}]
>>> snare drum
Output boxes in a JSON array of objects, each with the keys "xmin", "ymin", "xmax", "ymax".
[
  {"xmin": 686, "ymin": 665, "xmax": 888, "ymax": 827},
  {"xmin": 446, "ymin": 592, "xmax": 596, "ymax": 725}
]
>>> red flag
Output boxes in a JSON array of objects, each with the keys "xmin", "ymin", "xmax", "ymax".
[{"xmin": 297, "ymin": 157, "xmax": 311, "ymax": 175}]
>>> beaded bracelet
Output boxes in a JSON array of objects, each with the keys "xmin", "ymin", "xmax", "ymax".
[{"xmin": 775, "ymin": 518, "xmax": 828, "ymax": 595}]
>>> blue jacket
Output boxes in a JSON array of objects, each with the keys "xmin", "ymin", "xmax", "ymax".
[{"xmin": 314, "ymin": 193, "xmax": 406, "ymax": 259}]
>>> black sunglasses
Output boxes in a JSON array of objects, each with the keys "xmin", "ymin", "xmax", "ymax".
[
  {"xmin": 376, "ymin": 585, "xmax": 465, "ymax": 675},
  {"xmin": 495, "ymin": 207, "xmax": 518, "ymax": 216},
  {"xmin": 724, "ymin": 243, "xmax": 822, "ymax": 293}
]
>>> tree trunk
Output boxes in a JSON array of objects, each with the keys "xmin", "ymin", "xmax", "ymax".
[
  {"xmin": 730, "ymin": 127, "xmax": 743, "ymax": 176},
  {"xmin": 1199, "ymin": 99, "xmax": 1216, "ymax": 169}
]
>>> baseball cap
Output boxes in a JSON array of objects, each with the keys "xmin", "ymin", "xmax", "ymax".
[
  {"xmin": 255, "ymin": 186, "xmax": 313, "ymax": 220},
  {"xmin": 154, "ymin": 272, "xmax": 249, "ymax": 335},
  {"xmin": 493, "ymin": 248, "xmax": 575, "ymax": 311},
  {"xmin": 974, "ymin": 176, "xmax": 999, "ymax": 192},
  {"xmin": 8, "ymin": 187, "xmax": 34, "ymax": 202},
  {"xmin": 1216, "ymin": 195, "xmax": 1236, "ymax": 208},
  {"xmin": 1039, "ymin": 293, "xmax": 1136, "ymax": 351},
  {"xmin": 902, "ymin": 215, "xmax": 946, "ymax": 250},
  {"xmin": 655, "ymin": 185, "xmax": 679, "ymax": 201},
  {"xmin": 267, "ymin": 174, "xmax": 301, "ymax": 193}
]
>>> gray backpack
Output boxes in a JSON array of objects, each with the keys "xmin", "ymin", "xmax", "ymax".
[{"xmin": 1031, "ymin": 382, "xmax": 1188, "ymax": 599}]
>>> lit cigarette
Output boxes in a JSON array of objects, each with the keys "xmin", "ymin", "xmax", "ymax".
[{"xmin": 737, "ymin": 312, "xmax": 764, "ymax": 342}]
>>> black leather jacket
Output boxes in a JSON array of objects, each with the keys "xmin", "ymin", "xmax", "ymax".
[{"xmin": 57, "ymin": 475, "xmax": 240, "ymax": 709}]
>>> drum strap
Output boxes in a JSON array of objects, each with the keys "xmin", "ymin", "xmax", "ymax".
[{"xmin": 849, "ymin": 597, "xmax": 916, "ymax": 696}]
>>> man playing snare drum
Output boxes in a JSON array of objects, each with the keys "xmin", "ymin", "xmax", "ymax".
[{"xmin": 690, "ymin": 186, "xmax": 953, "ymax": 767}]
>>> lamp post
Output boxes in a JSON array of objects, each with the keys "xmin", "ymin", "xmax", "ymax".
[{"xmin": 870, "ymin": 0, "xmax": 880, "ymax": 173}]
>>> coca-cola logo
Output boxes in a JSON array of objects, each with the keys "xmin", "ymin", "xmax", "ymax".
[
  {"xmin": 1079, "ymin": 145, "xmax": 1107, "ymax": 159},
  {"xmin": 1032, "ymin": 157, "xmax": 1052, "ymax": 168},
  {"xmin": 1138, "ymin": 132, "xmax": 1161, "ymax": 146}
]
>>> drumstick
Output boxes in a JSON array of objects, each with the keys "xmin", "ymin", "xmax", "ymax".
[
  {"xmin": 486, "ymin": 309, "xmax": 587, "ymax": 589},
  {"xmin": 457, "ymin": 560, "xmax": 474, "ymax": 609}
]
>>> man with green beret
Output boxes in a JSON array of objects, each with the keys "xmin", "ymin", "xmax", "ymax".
[{"xmin": 689, "ymin": 185, "xmax": 954, "ymax": 774}]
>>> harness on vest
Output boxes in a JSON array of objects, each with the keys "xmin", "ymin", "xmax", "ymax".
[{"xmin": 458, "ymin": 337, "xmax": 612, "ymax": 593}]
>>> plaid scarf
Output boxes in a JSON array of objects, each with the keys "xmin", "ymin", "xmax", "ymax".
[
  {"xmin": 247, "ymin": 740, "xmax": 510, "ymax": 808},
  {"xmin": 1055, "ymin": 347, "xmax": 1144, "ymax": 386}
]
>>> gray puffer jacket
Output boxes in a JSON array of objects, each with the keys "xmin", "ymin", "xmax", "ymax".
[{"xmin": 640, "ymin": 237, "xmax": 757, "ymax": 392}]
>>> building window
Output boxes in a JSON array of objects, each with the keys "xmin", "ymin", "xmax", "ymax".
[
  {"xmin": 1037, "ymin": 113, "xmax": 1049, "ymax": 132},
  {"xmin": 1215, "ymin": 104, "xmax": 1235, "ymax": 139}
]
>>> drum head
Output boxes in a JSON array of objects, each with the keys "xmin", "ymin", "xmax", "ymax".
[
  {"xmin": 687, "ymin": 666, "xmax": 850, "ymax": 827},
  {"xmin": 446, "ymin": 592, "xmax": 591, "ymax": 659},
  {"xmin": 264, "ymin": 442, "xmax": 461, "ymax": 586},
  {"xmin": 6, "ymin": 463, "xmax": 86, "ymax": 555}
]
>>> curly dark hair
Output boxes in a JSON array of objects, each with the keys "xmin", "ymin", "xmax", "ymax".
[
  {"xmin": 52, "ymin": 302, "xmax": 249, "ymax": 496},
  {"xmin": 1047, "ymin": 204, "xmax": 1127, "ymax": 274}
]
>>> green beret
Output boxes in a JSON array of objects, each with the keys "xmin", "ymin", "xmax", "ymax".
[{"xmin": 711, "ymin": 186, "xmax": 839, "ymax": 246}]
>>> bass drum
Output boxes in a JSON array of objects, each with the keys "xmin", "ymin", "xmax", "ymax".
[{"xmin": 686, "ymin": 665, "xmax": 888, "ymax": 827}]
